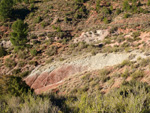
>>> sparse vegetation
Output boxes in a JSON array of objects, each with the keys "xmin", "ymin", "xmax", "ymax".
[
  {"xmin": 1, "ymin": 0, "xmax": 150, "ymax": 112},
  {"xmin": 5, "ymin": 58, "xmax": 16, "ymax": 68},
  {"xmin": 46, "ymin": 46, "xmax": 58, "ymax": 56}
]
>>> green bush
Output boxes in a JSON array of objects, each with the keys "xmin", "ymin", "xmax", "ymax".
[
  {"xmin": 96, "ymin": 0, "xmax": 101, "ymax": 13},
  {"xmin": 147, "ymin": 0, "xmax": 150, "ymax": 6},
  {"xmin": 124, "ymin": 13, "xmax": 130, "ymax": 18},
  {"xmin": 118, "ymin": 60, "xmax": 131, "ymax": 68},
  {"xmin": 41, "ymin": 21, "xmax": 46, "ymax": 28},
  {"xmin": 132, "ymin": 31, "xmax": 140, "ymax": 39},
  {"xmin": 34, "ymin": 16, "xmax": 42, "ymax": 23},
  {"xmin": 30, "ymin": 49, "xmax": 37, "ymax": 56},
  {"xmin": 99, "ymin": 69, "xmax": 110, "ymax": 82},
  {"xmin": 121, "ymin": 69, "xmax": 130, "ymax": 78},
  {"xmin": 131, "ymin": 70, "xmax": 144, "ymax": 79},
  {"xmin": 30, "ymin": 34, "xmax": 37, "ymax": 39},
  {"xmin": 56, "ymin": 26, "xmax": 62, "ymax": 32},
  {"xmin": 74, "ymin": 3, "xmax": 89, "ymax": 19},
  {"xmin": 101, "ymin": 7, "xmax": 111, "ymax": 17},
  {"xmin": 103, "ymin": 17, "xmax": 109, "ymax": 24},
  {"xmin": 12, "ymin": 68, "xmax": 21, "ymax": 75},
  {"xmin": 5, "ymin": 58, "xmax": 16, "ymax": 68},
  {"xmin": 0, "ymin": 0, "xmax": 13, "ymax": 20},
  {"xmin": 123, "ymin": 0, "xmax": 130, "ymax": 11},
  {"xmin": 18, "ymin": 60, "xmax": 25, "ymax": 67},
  {"xmin": 20, "ymin": 71, "xmax": 29, "ymax": 77},
  {"xmin": 46, "ymin": 46, "xmax": 57, "ymax": 56},
  {"xmin": 29, "ymin": 60, "xmax": 38, "ymax": 66},
  {"xmin": 75, "ymin": 0, "xmax": 88, "ymax": 3},
  {"xmin": 18, "ymin": 50, "xmax": 27, "ymax": 59},
  {"xmin": 116, "ymin": 8, "xmax": 121, "ymax": 15},
  {"xmin": 0, "ymin": 47, "xmax": 7, "ymax": 57}
]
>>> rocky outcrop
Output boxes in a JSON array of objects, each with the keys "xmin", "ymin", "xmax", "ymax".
[
  {"xmin": 24, "ymin": 50, "xmax": 148, "ymax": 94},
  {"xmin": 74, "ymin": 29, "xmax": 109, "ymax": 43}
]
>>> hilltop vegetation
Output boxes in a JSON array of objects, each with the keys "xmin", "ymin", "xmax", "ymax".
[{"xmin": 1, "ymin": 0, "xmax": 150, "ymax": 113}]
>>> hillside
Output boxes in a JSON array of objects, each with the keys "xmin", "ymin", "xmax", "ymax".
[{"xmin": 1, "ymin": 0, "xmax": 150, "ymax": 113}]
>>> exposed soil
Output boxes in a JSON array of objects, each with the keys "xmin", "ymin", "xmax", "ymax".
[{"xmin": 25, "ymin": 50, "xmax": 149, "ymax": 94}]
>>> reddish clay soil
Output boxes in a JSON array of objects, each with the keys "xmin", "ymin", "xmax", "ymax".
[{"xmin": 25, "ymin": 65, "xmax": 86, "ymax": 94}]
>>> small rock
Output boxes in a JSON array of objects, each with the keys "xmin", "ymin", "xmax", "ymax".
[{"xmin": 0, "ymin": 40, "xmax": 12, "ymax": 48}]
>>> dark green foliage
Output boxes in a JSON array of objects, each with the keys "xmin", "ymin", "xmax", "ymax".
[
  {"xmin": 0, "ymin": 0, "xmax": 13, "ymax": 20},
  {"xmin": 75, "ymin": 0, "xmax": 88, "ymax": 3},
  {"xmin": 116, "ymin": 8, "xmax": 121, "ymax": 15},
  {"xmin": 29, "ymin": 60, "xmax": 38, "ymax": 66},
  {"xmin": 56, "ymin": 26, "xmax": 62, "ymax": 32},
  {"xmin": 0, "ymin": 75, "xmax": 60, "ymax": 113},
  {"xmin": 5, "ymin": 58, "xmax": 16, "ymax": 68},
  {"xmin": 148, "ymin": 0, "xmax": 150, "ymax": 6},
  {"xmin": 103, "ymin": 17, "xmax": 109, "ymax": 24},
  {"xmin": 101, "ymin": 7, "xmax": 111, "ymax": 17},
  {"xmin": 7, "ymin": 76, "xmax": 31, "ymax": 96},
  {"xmin": 122, "ymin": 0, "xmax": 143, "ymax": 14},
  {"xmin": 13, "ymin": 0, "xmax": 22, "ymax": 3},
  {"xmin": 20, "ymin": 71, "xmax": 29, "ymax": 77},
  {"xmin": 96, "ymin": 0, "xmax": 101, "ymax": 13},
  {"xmin": 34, "ymin": 16, "xmax": 42, "ymax": 23},
  {"xmin": 13, "ymin": 0, "xmax": 31, "ymax": 4},
  {"xmin": 124, "ymin": 13, "xmax": 130, "ymax": 18},
  {"xmin": 12, "ymin": 68, "xmax": 21, "ymax": 75},
  {"xmin": 74, "ymin": 5, "xmax": 89, "ymax": 19},
  {"xmin": 30, "ymin": 34, "xmax": 37, "ymax": 39},
  {"xmin": 137, "ymin": 1, "xmax": 142, "ymax": 6},
  {"xmin": 132, "ymin": 3, "xmax": 138, "ymax": 13},
  {"xmin": 10, "ymin": 19, "xmax": 28, "ymax": 49},
  {"xmin": 123, "ymin": 0, "xmax": 131, "ymax": 11},
  {"xmin": 30, "ymin": 49, "xmax": 37, "ymax": 56},
  {"xmin": 0, "ymin": 47, "xmax": 7, "ymax": 57}
]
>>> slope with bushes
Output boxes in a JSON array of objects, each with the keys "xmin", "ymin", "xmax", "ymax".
[{"xmin": 1, "ymin": 0, "xmax": 150, "ymax": 113}]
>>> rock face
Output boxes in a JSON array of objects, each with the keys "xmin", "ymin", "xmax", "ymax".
[
  {"xmin": 74, "ymin": 29, "xmax": 109, "ymax": 43},
  {"xmin": 0, "ymin": 40, "xmax": 12, "ymax": 48},
  {"xmin": 25, "ymin": 65, "xmax": 86, "ymax": 94},
  {"xmin": 24, "ymin": 50, "xmax": 148, "ymax": 94},
  {"xmin": 26, "ymin": 65, "xmax": 85, "ymax": 89}
]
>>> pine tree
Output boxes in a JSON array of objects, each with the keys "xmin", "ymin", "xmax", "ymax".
[{"xmin": 10, "ymin": 19, "xmax": 28, "ymax": 49}]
